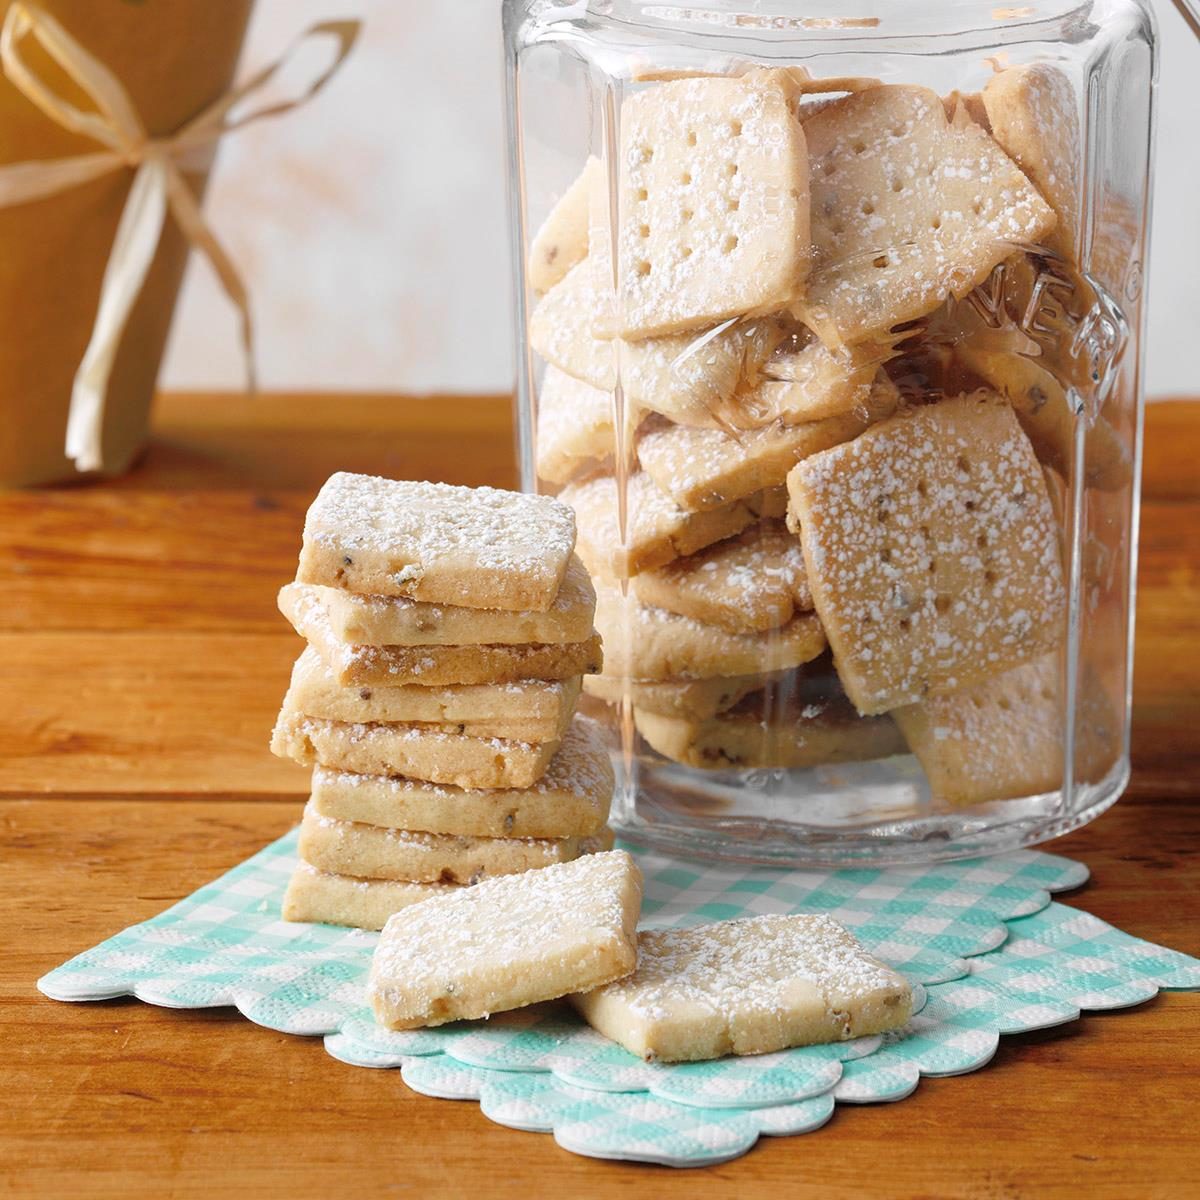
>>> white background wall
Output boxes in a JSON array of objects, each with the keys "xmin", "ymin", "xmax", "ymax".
[{"xmin": 162, "ymin": 0, "xmax": 1199, "ymax": 398}]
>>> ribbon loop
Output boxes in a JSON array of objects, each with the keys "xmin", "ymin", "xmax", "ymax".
[{"xmin": 0, "ymin": 2, "xmax": 361, "ymax": 471}]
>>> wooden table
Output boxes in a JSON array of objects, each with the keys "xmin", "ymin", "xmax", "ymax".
[{"xmin": 2, "ymin": 394, "xmax": 1197, "ymax": 1199}]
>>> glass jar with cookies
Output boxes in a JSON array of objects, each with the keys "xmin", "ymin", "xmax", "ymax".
[{"xmin": 504, "ymin": 0, "xmax": 1157, "ymax": 865}]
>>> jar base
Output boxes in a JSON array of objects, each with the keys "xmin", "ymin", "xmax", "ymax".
[{"xmin": 612, "ymin": 754, "xmax": 1129, "ymax": 869}]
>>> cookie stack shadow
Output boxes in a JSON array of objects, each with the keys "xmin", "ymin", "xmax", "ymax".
[{"xmin": 271, "ymin": 473, "xmax": 612, "ymax": 931}]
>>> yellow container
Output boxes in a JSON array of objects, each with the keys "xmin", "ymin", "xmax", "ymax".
[{"xmin": 0, "ymin": 0, "xmax": 254, "ymax": 486}]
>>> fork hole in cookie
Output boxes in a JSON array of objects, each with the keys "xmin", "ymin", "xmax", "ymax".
[
  {"xmin": 638, "ymin": 223, "xmax": 650, "ymax": 239},
  {"xmin": 726, "ymin": 161, "xmax": 739, "ymax": 177},
  {"xmin": 891, "ymin": 178, "xmax": 904, "ymax": 193},
  {"xmin": 681, "ymin": 246, "xmax": 693, "ymax": 259},
  {"xmin": 956, "ymin": 453, "xmax": 971, "ymax": 474},
  {"xmin": 722, "ymin": 234, "xmax": 739, "ymax": 254},
  {"xmin": 983, "ymin": 568, "xmax": 998, "ymax": 586},
  {"xmin": 897, "ymin": 616, "xmax": 912, "ymax": 633},
  {"xmin": 680, "ymin": 170, "xmax": 692, "ymax": 185},
  {"xmin": 873, "ymin": 255, "xmax": 889, "ymax": 269},
  {"xmin": 682, "ymin": 208, "xmax": 693, "ymax": 222},
  {"xmin": 640, "ymin": 146, "xmax": 653, "ymax": 163},
  {"xmin": 861, "ymin": 201, "xmax": 875, "ymax": 216},
  {"xmin": 637, "ymin": 187, "xmax": 648, "ymax": 202},
  {"xmin": 852, "ymin": 140, "xmax": 866, "ymax": 154},
  {"xmin": 727, "ymin": 197, "xmax": 740, "ymax": 212},
  {"xmin": 730, "ymin": 119, "xmax": 743, "ymax": 137},
  {"xmin": 931, "ymin": 215, "xmax": 942, "ymax": 230},
  {"xmin": 636, "ymin": 259, "xmax": 652, "ymax": 276},
  {"xmin": 686, "ymin": 129, "xmax": 697, "ymax": 146},
  {"xmin": 934, "ymin": 594, "xmax": 951, "ymax": 615}
]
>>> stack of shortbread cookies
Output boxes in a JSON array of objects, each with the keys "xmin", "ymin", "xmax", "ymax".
[{"xmin": 271, "ymin": 472, "xmax": 612, "ymax": 930}]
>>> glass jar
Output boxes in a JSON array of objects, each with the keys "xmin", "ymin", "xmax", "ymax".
[{"xmin": 503, "ymin": 0, "xmax": 1158, "ymax": 866}]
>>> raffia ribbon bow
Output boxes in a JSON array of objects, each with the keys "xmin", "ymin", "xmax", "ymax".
[{"xmin": 0, "ymin": 3, "xmax": 360, "ymax": 472}]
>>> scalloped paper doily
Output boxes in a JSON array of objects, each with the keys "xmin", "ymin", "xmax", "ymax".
[{"xmin": 38, "ymin": 830, "xmax": 1200, "ymax": 1167}]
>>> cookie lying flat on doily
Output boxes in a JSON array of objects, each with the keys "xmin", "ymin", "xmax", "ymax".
[
  {"xmin": 368, "ymin": 849, "xmax": 642, "ymax": 1030},
  {"xmin": 572, "ymin": 913, "xmax": 912, "ymax": 1062}
]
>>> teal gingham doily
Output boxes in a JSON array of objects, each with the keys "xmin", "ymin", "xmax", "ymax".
[{"xmin": 38, "ymin": 829, "xmax": 1200, "ymax": 1168}]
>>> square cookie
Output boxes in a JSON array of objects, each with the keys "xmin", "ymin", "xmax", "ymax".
[
  {"xmin": 982, "ymin": 64, "xmax": 1079, "ymax": 257},
  {"xmin": 271, "ymin": 708, "xmax": 561, "ymax": 790},
  {"xmin": 799, "ymin": 85, "xmax": 1055, "ymax": 346},
  {"xmin": 281, "ymin": 647, "xmax": 581, "ymax": 742},
  {"xmin": 368, "ymin": 849, "xmax": 642, "ymax": 1029},
  {"xmin": 298, "ymin": 801, "xmax": 614, "ymax": 885},
  {"xmin": 563, "ymin": 470, "xmax": 771, "ymax": 580},
  {"xmin": 529, "ymin": 260, "xmax": 618, "ymax": 390},
  {"xmin": 298, "ymin": 474, "xmax": 577, "ymax": 612},
  {"xmin": 281, "ymin": 554, "xmax": 595, "ymax": 648},
  {"xmin": 595, "ymin": 583, "xmax": 826, "ymax": 681},
  {"xmin": 572, "ymin": 913, "xmax": 913, "ymax": 1062},
  {"xmin": 619, "ymin": 318, "xmax": 786, "ymax": 428},
  {"xmin": 283, "ymin": 863, "xmax": 452, "ymax": 931},
  {"xmin": 632, "ymin": 519, "xmax": 812, "ymax": 634},
  {"xmin": 635, "ymin": 687, "xmax": 904, "ymax": 770},
  {"xmin": 615, "ymin": 70, "xmax": 809, "ymax": 339},
  {"xmin": 309, "ymin": 717, "xmax": 614, "ymax": 839},
  {"xmin": 280, "ymin": 582, "xmax": 601, "ymax": 687},
  {"xmin": 892, "ymin": 654, "xmax": 1064, "ymax": 807},
  {"xmin": 536, "ymin": 366, "xmax": 624, "ymax": 486},
  {"xmin": 787, "ymin": 392, "xmax": 1067, "ymax": 714},
  {"xmin": 282, "ymin": 647, "xmax": 580, "ymax": 738},
  {"xmin": 584, "ymin": 670, "xmax": 786, "ymax": 720},
  {"xmin": 528, "ymin": 156, "xmax": 600, "ymax": 293},
  {"xmin": 637, "ymin": 374, "xmax": 899, "ymax": 510}
]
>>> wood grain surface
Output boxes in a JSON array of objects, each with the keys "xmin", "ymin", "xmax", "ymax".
[{"xmin": 0, "ymin": 393, "xmax": 1196, "ymax": 1199}]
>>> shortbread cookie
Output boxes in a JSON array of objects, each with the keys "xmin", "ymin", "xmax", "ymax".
[
  {"xmin": 529, "ymin": 260, "xmax": 618, "ymax": 390},
  {"xmin": 982, "ymin": 64, "xmax": 1079, "ymax": 256},
  {"xmin": 638, "ymin": 375, "xmax": 899, "ymax": 510},
  {"xmin": 564, "ymin": 471, "xmax": 765, "ymax": 579},
  {"xmin": 595, "ymin": 584, "xmax": 826, "ymax": 680},
  {"xmin": 572, "ymin": 914, "xmax": 912, "ymax": 1062},
  {"xmin": 369, "ymin": 849, "xmax": 642, "ymax": 1029},
  {"xmin": 282, "ymin": 556, "xmax": 594, "ymax": 649},
  {"xmin": 620, "ymin": 318, "xmax": 786, "ymax": 427},
  {"xmin": 283, "ymin": 862, "xmax": 452, "ymax": 930},
  {"xmin": 271, "ymin": 709, "xmax": 561, "ymax": 790},
  {"xmin": 615, "ymin": 70, "xmax": 809, "ymax": 339},
  {"xmin": 632, "ymin": 520, "xmax": 812, "ymax": 633},
  {"xmin": 584, "ymin": 670, "xmax": 784, "ymax": 720},
  {"xmin": 283, "ymin": 646, "xmax": 580, "ymax": 733},
  {"xmin": 788, "ymin": 392, "xmax": 1066, "ymax": 714},
  {"xmin": 281, "ymin": 647, "xmax": 581, "ymax": 741},
  {"xmin": 893, "ymin": 655, "xmax": 1063, "ymax": 807},
  {"xmin": 310, "ymin": 717, "xmax": 614, "ymax": 838},
  {"xmin": 536, "ymin": 367, "xmax": 624, "ymax": 485},
  {"xmin": 298, "ymin": 474, "xmax": 576, "ymax": 612},
  {"xmin": 725, "ymin": 331, "xmax": 894, "ymax": 428},
  {"xmin": 528, "ymin": 157, "xmax": 599, "ymax": 293},
  {"xmin": 281, "ymin": 584, "xmax": 601, "ymax": 687},
  {"xmin": 635, "ymin": 690, "xmax": 904, "ymax": 769},
  {"xmin": 954, "ymin": 344, "xmax": 1131, "ymax": 491},
  {"xmin": 895, "ymin": 653, "xmax": 1120, "ymax": 805},
  {"xmin": 299, "ymin": 802, "xmax": 614, "ymax": 886},
  {"xmin": 799, "ymin": 85, "xmax": 1056, "ymax": 346}
]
